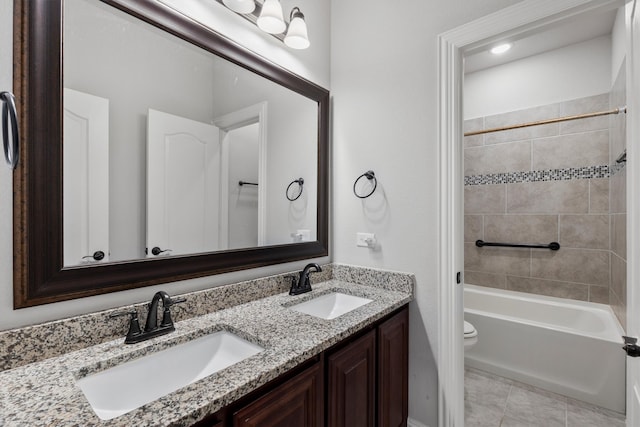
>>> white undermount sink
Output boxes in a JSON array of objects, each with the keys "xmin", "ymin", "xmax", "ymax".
[
  {"xmin": 76, "ymin": 330, "xmax": 264, "ymax": 420},
  {"xmin": 289, "ymin": 292, "xmax": 373, "ymax": 320}
]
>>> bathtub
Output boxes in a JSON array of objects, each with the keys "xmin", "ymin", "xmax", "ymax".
[{"xmin": 464, "ymin": 284, "xmax": 626, "ymax": 413}]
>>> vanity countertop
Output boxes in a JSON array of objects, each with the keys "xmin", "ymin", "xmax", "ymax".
[{"xmin": 0, "ymin": 278, "xmax": 413, "ymax": 426}]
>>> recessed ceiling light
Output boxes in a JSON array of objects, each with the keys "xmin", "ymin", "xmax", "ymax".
[{"xmin": 490, "ymin": 43, "xmax": 512, "ymax": 55}]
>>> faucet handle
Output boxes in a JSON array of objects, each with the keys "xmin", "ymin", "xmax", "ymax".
[
  {"xmin": 160, "ymin": 296, "xmax": 186, "ymax": 328},
  {"xmin": 110, "ymin": 310, "xmax": 143, "ymax": 342},
  {"xmin": 169, "ymin": 296, "xmax": 187, "ymax": 305}
]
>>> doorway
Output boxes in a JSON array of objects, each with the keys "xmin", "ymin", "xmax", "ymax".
[{"xmin": 436, "ymin": 0, "xmax": 638, "ymax": 425}]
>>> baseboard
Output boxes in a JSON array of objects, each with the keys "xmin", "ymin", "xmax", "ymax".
[{"xmin": 408, "ymin": 417, "xmax": 429, "ymax": 427}]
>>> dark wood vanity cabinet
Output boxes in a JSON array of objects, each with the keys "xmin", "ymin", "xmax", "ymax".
[
  {"xmin": 326, "ymin": 306, "xmax": 409, "ymax": 427},
  {"xmin": 233, "ymin": 361, "xmax": 324, "ymax": 427},
  {"xmin": 193, "ymin": 306, "xmax": 408, "ymax": 427},
  {"xmin": 377, "ymin": 307, "xmax": 409, "ymax": 427},
  {"xmin": 327, "ymin": 330, "xmax": 377, "ymax": 426}
]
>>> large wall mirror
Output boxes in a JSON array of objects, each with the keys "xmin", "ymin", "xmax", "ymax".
[{"xmin": 13, "ymin": 0, "xmax": 329, "ymax": 308}]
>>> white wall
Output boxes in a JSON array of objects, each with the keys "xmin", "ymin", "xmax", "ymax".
[
  {"xmin": 330, "ymin": 0, "xmax": 524, "ymax": 425},
  {"xmin": 612, "ymin": 6, "xmax": 626, "ymax": 86},
  {"xmin": 0, "ymin": 0, "xmax": 329, "ymax": 330},
  {"xmin": 227, "ymin": 124, "xmax": 260, "ymax": 249},
  {"xmin": 464, "ymin": 35, "xmax": 612, "ymax": 118}
]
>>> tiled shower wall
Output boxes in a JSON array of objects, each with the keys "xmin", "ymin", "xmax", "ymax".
[
  {"xmin": 464, "ymin": 93, "xmax": 622, "ymax": 305},
  {"xmin": 610, "ymin": 62, "xmax": 627, "ymax": 329}
]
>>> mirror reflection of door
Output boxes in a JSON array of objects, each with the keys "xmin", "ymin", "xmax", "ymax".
[
  {"xmin": 63, "ymin": 88, "xmax": 110, "ymax": 266},
  {"xmin": 226, "ymin": 123, "xmax": 260, "ymax": 250},
  {"xmin": 146, "ymin": 109, "xmax": 221, "ymax": 257}
]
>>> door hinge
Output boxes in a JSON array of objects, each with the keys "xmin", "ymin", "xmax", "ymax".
[{"xmin": 623, "ymin": 336, "xmax": 640, "ymax": 357}]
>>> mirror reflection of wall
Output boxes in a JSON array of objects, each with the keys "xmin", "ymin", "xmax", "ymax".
[
  {"xmin": 227, "ymin": 123, "xmax": 260, "ymax": 250},
  {"xmin": 62, "ymin": 0, "xmax": 318, "ymax": 266}
]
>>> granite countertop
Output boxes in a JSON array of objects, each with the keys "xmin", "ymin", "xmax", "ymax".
[{"xmin": 1, "ymin": 277, "xmax": 413, "ymax": 426}]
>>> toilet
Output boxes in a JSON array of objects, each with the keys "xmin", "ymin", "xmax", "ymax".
[{"xmin": 464, "ymin": 320, "xmax": 478, "ymax": 349}]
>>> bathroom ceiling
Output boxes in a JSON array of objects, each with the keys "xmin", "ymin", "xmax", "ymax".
[{"xmin": 464, "ymin": 9, "xmax": 617, "ymax": 74}]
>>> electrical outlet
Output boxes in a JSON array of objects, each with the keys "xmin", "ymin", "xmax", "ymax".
[
  {"xmin": 297, "ymin": 229, "xmax": 310, "ymax": 241},
  {"xmin": 356, "ymin": 232, "xmax": 376, "ymax": 248}
]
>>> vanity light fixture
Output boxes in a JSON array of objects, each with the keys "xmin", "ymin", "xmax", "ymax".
[
  {"xmin": 284, "ymin": 7, "xmax": 310, "ymax": 49},
  {"xmin": 490, "ymin": 43, "xmax": 512, "ymax": 55},
  {"xmin": 216, "ymin": 0, "xmax": 310, "ymax": 49},
  {"xmin": 257, "ymin": 0, "xmax": 286, "ymax": 34},
  {"xmin": 222, "ymin": 0, "xmax": 255, "ymax": 14}
]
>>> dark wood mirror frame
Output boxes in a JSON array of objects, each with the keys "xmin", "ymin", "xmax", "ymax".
[{"xmin": 13, "ymin": 0, "xmax": 329, "ymax": 308}]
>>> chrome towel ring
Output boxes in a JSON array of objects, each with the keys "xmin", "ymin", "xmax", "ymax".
[
  {"xmin": 353, "ymin": 170, "xmax": 377, "ymax": 199},
  {"xmin": 286, "ymin": 178, "xmax": 304, "ymax": 201},
  {"xmin": 1, "ymin": 91, "xmax": 19, "ymax": 169}
]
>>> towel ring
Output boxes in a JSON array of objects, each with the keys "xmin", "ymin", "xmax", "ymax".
[
  {"xmin": 353, "ymin": 170, "xmax": 377, "ymax": 199},
  {"xmin": 1, "ymin": 91, "xmax": 19, "ymax": 169},
  {"xmin": 286, "ymin": 178, "xmax": 304, "ymax": 201}
]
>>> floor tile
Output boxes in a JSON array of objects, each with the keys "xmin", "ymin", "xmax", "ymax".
[
  {"xmin": 566, "ymin": 402, "xmax": 625, "ymax": 427},
  {"xmin": 464, "ymin": 369, "xmax": 512, "ymax": 415},
  {"xmin": 465, "ymin": 400, "xmax": 503, "ymax": 427},
  {"xmin": 500, "ymin": 415, "xmax": 553, "ymax": 427},
  {"xmin": 465, "ymin": 368, "xmax": 627, "ymax": 427},
  {"xmin": 503, "ymin": 385, "xmax": 566, "ymax": 427}
]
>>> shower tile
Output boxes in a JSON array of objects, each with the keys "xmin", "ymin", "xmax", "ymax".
[
  {"xmin": 610, "ymin": 253, "xmax": 626, "ymax": 304},
  {"xmin": 609, "ymin": 65, "xmax": 626, "ymax": 161},
  {"xmin": 484, "ymin": 214, "xmax": 557, "ymax": 244},
  {"xmin": 559, "ymin": 214, "xmax": 609, "ymax": 250},
  {"xmin": 464, "ymin": 117, "xmax": 484, "ymax": 148},
  {"xmin": 484, "ymin": 104, "xmax": 560, "ymax": 145},
  {"xmin": 532, "ymin": 130, "xmax": 609, "ymax": 170},
  {"xmin": 566, "ymin": 401, "xmax": 625, "ymax": 427},
  {"xmin": 464, "ymin": 271, "xmax": 506, "ymax": 289},
  {"xmin": 464, "ymin": 141, "xmax": 531, "ymax": 176},
  {"xmin": 506, "ymin": 276, "xmax": 589, "ymax": 301},
  {"xmin": 560, "ymin": 93, "xmax": 610, "ymax": 134},
  {"xmin": 504, "ymin": 385, "xmax": 566, "ymax": 427},
  {"xmin": 465, "ymin": 243, "xmax": 530, "ymax": 276},
  {"xmin": 610, "ymin": 287, "xmax": 627, "ymax": 332},
  {"xmin": 611, "ymin": 213, "xmax": 626, "ymax": 259},
  {"xmin": 465, "ymin": 184, "xmax": 506, "ymax": 214},
  {"xmin": 530, "ymin": 248, "xmax": 609, "ymax": 287},
  {"xmin": 589, "ymin": 178, "xmax": 609, "ymax": 213},
  {"xmin": 507, "ymin": 181, "xmax": 589, "ymax": 214},
  {"xmin": 464, "ymin": 215, "xmax": 483, "ymax": 243},
  {"xmin": 589, "ymin": 285, "xmax": 609, "ymax": 304},
  {"xmin": 610, "ymin": 167, "xmax": 626, "ymax": 213}
]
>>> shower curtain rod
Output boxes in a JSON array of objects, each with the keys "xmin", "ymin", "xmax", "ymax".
[{"xmin": 464, "ymin": 106, "xmax": 627, "ymax": 137}]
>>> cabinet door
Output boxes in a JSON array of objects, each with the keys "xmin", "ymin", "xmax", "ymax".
[
  {"xmin": 233, "ymin": 362, "xmax": 323, "ymax": 427},
  {"xmin": 327, "ymin": 329, "xmax": 376, "ymax": 427},
  {"xmin": 378, "ymin": 307, "xmax": 409, "ymax": 427}
]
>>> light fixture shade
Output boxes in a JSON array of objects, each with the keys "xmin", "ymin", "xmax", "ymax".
[
  {"xmin": 490, "ymin": 43, "xmax": 512, "ymax": 55},
  {"xmin": 257, "ymin": 0, "xmax": 286, "ymax": 34},
  {"xmin": 222, "ymin": 0, "xmax": 255, "ymax": 14},
  {"xmin": 284, "ymin": 8, "xmax": 310, "ymax": 49}
]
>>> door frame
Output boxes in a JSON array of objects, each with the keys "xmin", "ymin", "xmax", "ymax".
[
  {"xmin": 625, "ymin": 1, "xmax": 640, "ymax": 424},
  {"xmin": 213, "ymin": 102, "xmax": 268, "ymax": 248},
  {"xmin": 436, "ymin": 0, "xmax": 627, "ymax": 425}
]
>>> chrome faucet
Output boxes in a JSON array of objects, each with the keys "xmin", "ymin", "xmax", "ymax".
[
  {"xmin": 111, "ymin": 291, "xmax": 186, "ymax": 344},
  {"xmin": 289, "ymin": 263, "xmax": 322, "ymax": 295}
]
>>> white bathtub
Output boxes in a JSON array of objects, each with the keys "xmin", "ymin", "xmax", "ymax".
[{"xmin": 464, "ymin": 284, "xmax": 626, "ymax": 413}]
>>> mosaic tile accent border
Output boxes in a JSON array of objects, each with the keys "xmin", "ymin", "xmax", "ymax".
[{"xmin": 464, "ymin": 164, "xmax": 625, "ymax": 186}]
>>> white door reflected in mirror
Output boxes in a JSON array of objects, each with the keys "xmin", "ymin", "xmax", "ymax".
[
  {"xmin": 146, "ymin": 109, "xmax": 222, "ymax": 257},
  {"xmin": 63, "ymin": 88, "xmax": 110, "ymax": 266}
]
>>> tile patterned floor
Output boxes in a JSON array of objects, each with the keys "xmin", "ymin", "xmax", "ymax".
[{"xmin": 464, "ymin": 368, "xmax": 626, "ymax": 427}]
